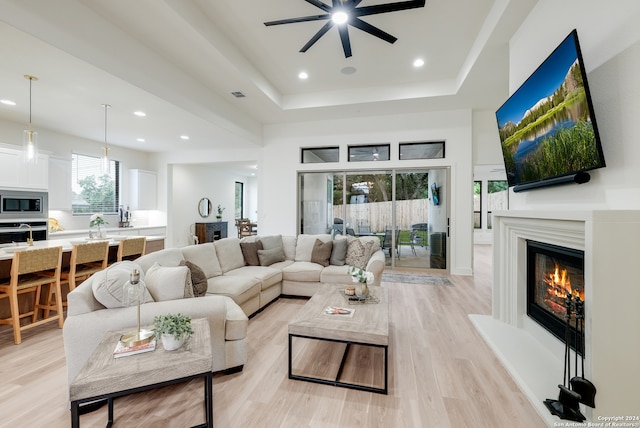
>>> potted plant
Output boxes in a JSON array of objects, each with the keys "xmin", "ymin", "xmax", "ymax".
[
  {"xmin": 89, "ymin": 213, "xmax": 108, "ymax": 239},
  {"xmin": 216, "ymin": 204, "xmax": 225, "ymax": 221},
  {"xmin": 348, "ymin": 266, "xmax": 374, "ymax": 298},
  {"xmin": 153, "ymin": 313, "xmax": 194, "ymax": 351}
]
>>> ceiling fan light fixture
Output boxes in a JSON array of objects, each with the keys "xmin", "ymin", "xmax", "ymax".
[{"xmin": 331, "ymin": 10, "xmax": 349, "ymax": 25}]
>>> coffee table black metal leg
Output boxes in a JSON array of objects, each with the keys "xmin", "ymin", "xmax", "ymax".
[
  {"xmin": 107, "ymin": 397, "xmax": 114, "ymax": 427},
  {"xmin": 71, "ymin": 401, "xmax": 79, "ymax": 428},
  {"xmin": 205, "ymin": 372, "xmax": 213, "ymax": 428}
]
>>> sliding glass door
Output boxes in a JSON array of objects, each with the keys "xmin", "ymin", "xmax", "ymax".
[{"xmin": 299, "ymin": 167, "xmax": 448, "ymax": 270}]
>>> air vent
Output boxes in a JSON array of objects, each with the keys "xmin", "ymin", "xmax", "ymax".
[{"xmin": 231, "ymin": 91, "xmax": 246, "ymax": 98}]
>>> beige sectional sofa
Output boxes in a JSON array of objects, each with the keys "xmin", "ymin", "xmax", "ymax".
[{"xmin": 63, "ymin": 233, "xmax": 384, "ymax": 392}]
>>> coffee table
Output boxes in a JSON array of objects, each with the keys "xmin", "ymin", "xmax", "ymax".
[
  {"xmin": 69, "ymin": 318, "xmax": 213, "ymax": 428},
  {"xmin": 288, "ymin": 284, "xmax": 389, "ymax": 394}
]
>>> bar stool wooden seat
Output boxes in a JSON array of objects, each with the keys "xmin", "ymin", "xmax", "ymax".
[
  {"xmin": 0, "ymin": 246, "xmax": 63, "ymax": 345},
  {"xmin": 46, "ymin": 240, "xmax": 110, "ymax": 315},
  {"xmin": 117, "ymin": 237, "xmax": 146, "ymax": 262}
]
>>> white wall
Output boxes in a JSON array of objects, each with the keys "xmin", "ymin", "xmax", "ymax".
[
  {"xmin": 262, "ymin": 110, "xmax": 474, "ymax": 275},
  {"xmin": 168, "ymin": 163, "xmax": 258, "ymax": 247},
  {"xmin": 508, "ymin": 0, "xmax": 640, "ymax": 210}
]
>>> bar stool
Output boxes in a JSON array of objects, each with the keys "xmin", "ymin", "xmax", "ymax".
[
  {"xmin": 117, "ymin": 237, "xmax": 146, "ymax": 262},
  {"xmin": 0, "ymin": 246, "xmax": 63, "ymax": 345},
  {"xmin": 45, "ymin": 241, "xmax": 109, "ymax": 315}
]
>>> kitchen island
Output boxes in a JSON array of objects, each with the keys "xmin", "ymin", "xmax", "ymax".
[{"xmin": 0, "ymin": 234, "xmax": 165, "ymax": 322}]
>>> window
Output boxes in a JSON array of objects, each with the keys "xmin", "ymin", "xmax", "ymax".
[
  {"xmin": 399, "ymin": 141, "xmax": 445, "ymax": 160},
  {"xmin": 71, "ymin": 154, "xmax": 120, "ymax": 214},
  {"xmin": 348, "ymin": 144, "xmax": 390, "ymax": 162},
  {"xmin": 235, "ymin": 181, "xmax": 244, "ymax": 218},
  {"xmin": 473, "ymin": 181, "xmax": 482, "ymax": 229},
  {"xmin": 301, "ymin": 146, "xmax": 339, "ymax": 163},
  {"xmin": 487, "ymin": 180, "xmax": 508, "ymax": 229}
]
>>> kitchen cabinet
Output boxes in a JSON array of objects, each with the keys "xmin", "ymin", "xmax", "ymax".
[
  {"xmin": 0, "ymin": 146, "xmax": 48, "ymax": 190},
  {"xmin": 48, "ymin": 157, "xmax": 72, "ymax": 210},
  {"xmin": 129, "ymin": 169, "xmax": 157, "ymax": 210}
]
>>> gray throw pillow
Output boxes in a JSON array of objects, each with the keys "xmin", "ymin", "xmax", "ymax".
[
  {"xmin": 330, "ymin": 238, "xmax": 348, "ymax": 266},
  {"xmin": 258, "ymin": 247, "xmax": 286, "ymax": 266},
  {"xmin": 258, "ymin": 235, "xmax": 283, "ymax": 251},
  {"xmin": 240, "ymin": 241, "xmax": 263, "ymax": 266},
  {"xmin": 310, "ymin": 239, "xmax": 333, "ymax": 267},
  {"xmin": 180, "ymin": 260, "xmax": 208, "ymax": 297}
]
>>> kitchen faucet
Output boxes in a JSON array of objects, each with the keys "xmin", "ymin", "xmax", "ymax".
[{"xmin": 18, "ymin": 223, "xmax": 34, "ymax": 246}]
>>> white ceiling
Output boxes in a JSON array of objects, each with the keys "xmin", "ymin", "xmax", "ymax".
[{"xmin": 0, "ymin": 0, "xmax": 537, "ymax": 155}]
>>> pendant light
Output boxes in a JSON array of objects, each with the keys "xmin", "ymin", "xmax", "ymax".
[
  {"xmin": 101, "ymin": 103, "xmax": 111, "ymax": 174},
  {"xmin": 23, "ymin": 75, "xmax": 39, "ymax": 164}
]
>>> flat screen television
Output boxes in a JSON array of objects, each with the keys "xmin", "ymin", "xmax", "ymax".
[{"xmin": 495, "ymin": 29, "xmax": 605, "ymax": 192}]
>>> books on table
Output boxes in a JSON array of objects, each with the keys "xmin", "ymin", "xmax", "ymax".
[
  {"xmin": 323, "ymin": 306, "xmax": 355, "ymax": 317},
  {"xmin": 113, "ymin": 338, "xmax": 156, "ymax": 358}
]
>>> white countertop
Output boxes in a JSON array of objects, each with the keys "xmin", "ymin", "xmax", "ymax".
[
  {"xmin": 0, "ymin": 235, "xmax": 164, "ymax": 261},
  {"xmin": 49, "ymin": 224, "xmax": 166, "ymax": 238}
]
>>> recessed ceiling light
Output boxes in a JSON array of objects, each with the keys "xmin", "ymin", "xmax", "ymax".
[
  {"xmin": 134, "ymin": 111, "xmax": 146, "ymax": 117},
  {"xmin": 0, "ymin": 99, "xmax": 16, "ymax": 106},
  {"xmin": 331, "ymin": 10, "xmax": 348, "ymax": 25},
  {"xmin": 341, "ymin": 66, "xmax": 356, "ymax": 75},
  {"xmin": 180, "ymin": 135, "xmax": 189, "ymax": 140},
  {"xmin": 136, "ymin": 138, "xmax": 145, "ymax": 142},
  {"xmin": 413, "ymin": 58, "xmax": 425, "ymax": 68},
  {"xmin": 298, "ymin": 71, "xmax": 309, "ymax": 80}
]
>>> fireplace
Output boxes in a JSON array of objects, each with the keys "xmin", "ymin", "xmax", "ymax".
[{"xmin": 526, "ymin": 240, "xmax": 584, "ymax": 354}]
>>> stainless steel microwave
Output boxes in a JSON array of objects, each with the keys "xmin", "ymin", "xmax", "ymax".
[{"xmin": 0, "ymin": 190, "xmax": 48, "ymax": 219}]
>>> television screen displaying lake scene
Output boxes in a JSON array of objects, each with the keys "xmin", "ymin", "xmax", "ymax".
[{"xmin": 496, "ymin": 30, "xmax": 605, "ymax": 188}]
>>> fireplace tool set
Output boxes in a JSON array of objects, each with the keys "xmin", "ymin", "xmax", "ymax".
[{"xmin": 544, "ymin": 295, "xmax": 597, "ymax": 422}]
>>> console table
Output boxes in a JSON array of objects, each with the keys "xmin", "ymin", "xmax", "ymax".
[{"xmin": 195, "ymin": 221, "xmax": 227, "ymax": 243}]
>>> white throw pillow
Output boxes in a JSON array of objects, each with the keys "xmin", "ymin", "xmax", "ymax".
[
  {"xmin": 145, "ymin": 262, "xmax": 194, "ymax": 302},
  {"xmin": 92, "ymin": 261, "xmax": 153, "ymax": 309}
]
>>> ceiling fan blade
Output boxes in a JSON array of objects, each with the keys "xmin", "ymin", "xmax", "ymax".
[
  {"xmin": 337, "ymin": 25, "xmax": 353, "ymax": 57},
  {"xmin": 300, "ymin": 21, "xmax": 334, "ymax": 52},
  {"xmin": 305, "ymin": 0, "xmax": 332, "ymax": 12},
  {"xmin": 355, "ymin": 0, "xmax": 426, "ymax": 17},
  {"xmin": 264, "ymin": 14, "xmax": 329, "ymax": 26},
  {"xmin": 351, "ymin": 17, "xmax": 397, "ymax": 44}
]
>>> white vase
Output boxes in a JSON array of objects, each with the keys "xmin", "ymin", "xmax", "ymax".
[
  {"xmin": 355, "ymin": 281, "xmax": 369, "ymax": 298},
  {"xmin": 161, "ymin": 334, "xmax": 185, "ymax": 351}
]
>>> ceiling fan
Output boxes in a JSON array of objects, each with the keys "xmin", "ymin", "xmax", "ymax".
[{"xmin": 264, "ymin": 0, "xmax": 426, "ymax": 58}]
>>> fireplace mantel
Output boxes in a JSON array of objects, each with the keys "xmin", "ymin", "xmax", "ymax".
[{"xmin": 471, "ymin": 210, "xmax": 640, "ymax": 426}]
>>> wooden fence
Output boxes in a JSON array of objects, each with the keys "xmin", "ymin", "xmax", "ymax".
[{"xmin": 333, "ymin": 199, "xmax": 429, "ymax": 232}]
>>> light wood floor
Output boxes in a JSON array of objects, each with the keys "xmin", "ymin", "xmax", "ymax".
[{"xmin": 0, "ymin": 245, "xmax": 545, "ymax": 427}]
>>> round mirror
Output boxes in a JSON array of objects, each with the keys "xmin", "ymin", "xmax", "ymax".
[{"xmin": 198, "ymin": 198, "xmax": 212, "ymax": 217}]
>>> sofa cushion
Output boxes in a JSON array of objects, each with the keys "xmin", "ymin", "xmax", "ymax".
[
  {"xmin": 145, "ymin": 262, "xmax": 193, "ymax": 301},
  {"xmin": 225, "ymin": 266, "xmax": 282, "ymax": 291},
  {"xmin": 320, "ymin": 264, "xmax": 352, "ymax": 284},
  {"xmin": 206, "ymin": 275, "xmax": 261, "ymax": 306},
  {"xmin": 282, "ymin": 236, "xmax": 297, "ymax": 260},
  {"xmin": 214, "ymin": 238, "xmax": 246, "ymax": 273},
  {"xmin": 282, "ymin": 261, "xmax": 323, "ymax": 282},
  {"xmin": 240, "ymin": 241, "xmax": 263, "ymax": 266},
  {"xmin": 92, "ymin": 261, "xmax": 153, "ymax": 309},
  {"xmin": 258, "ymin": 234, "xmax": 283, "ymax": 251},
  {"xmin": 345, "ymin": 238, "xmax": 375, "ymax": 269},
  {"xmin": 180, "ymin": 260, "xmax": 208, "ymax": 297},
  {"xmin": 181, "ymin": 243, "xmax": 223, "ymax": 278},
  {"xmin": 311, "ymin": 239, "xmax": 332, "ymax": 267},
  {"xmin": 330, "ymin": 237, "xmax": 348, "ymax": 266},
  {"xmin": 135, "ymin": 248, "xmax": 185, "ymax": 273},
  {"xmin": 295, "ymin": 234, "xmax": 331, "ymax": 262},
  {"xmin": 258, "ymin": 247, "xmax": 285, "ymax": 266}
]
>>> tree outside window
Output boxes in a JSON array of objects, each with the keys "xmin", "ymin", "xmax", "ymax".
[{"xmin": 72, "ymin": 153, "xmax": 120, "ymax": 214}]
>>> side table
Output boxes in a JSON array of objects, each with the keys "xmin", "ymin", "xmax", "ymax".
[{"xmin": 69, "ymin": 318, "xmax": 213, "ymax": 428}]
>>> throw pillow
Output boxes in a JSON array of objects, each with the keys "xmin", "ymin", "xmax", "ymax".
[
  {"xmin": 295, "ymin": 234, "xmax": 331, "ymax": 261},
  {"xmin": 240, "ymin": 241, "xmax": 263, "ymax": 266},
  {"xmin": 180, "ymin": 260, "xmax": 208, "ymax": 297},
  {"xmin": 345, "ymin": 238, "xmax": 375, "ymax": 270},
  {"xmin": 145, "ymin": 262, "xmax": 193, "ymax": 302},
  {"xmin": 330, "ymin": 237, "xmax": 348, "ymax": 266},
  {"xmin": 258, "ymin": 247, "xmax": 286, "ymax": 266},
  {"xmin": 92, "ymin": 261, "xmax": 153, "ymax": 309},
  {"xmin": 310, "ymin": 239, "xmax": 333, "ymax": 267},
  {"xmin": 258, "ymin": 234, "xmax": 283, "ymax": 251}
]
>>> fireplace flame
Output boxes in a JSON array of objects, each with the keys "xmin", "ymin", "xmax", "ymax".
[{"xmin": 544, "ymin": 264, "xmax": 584, "ymax": 301}]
